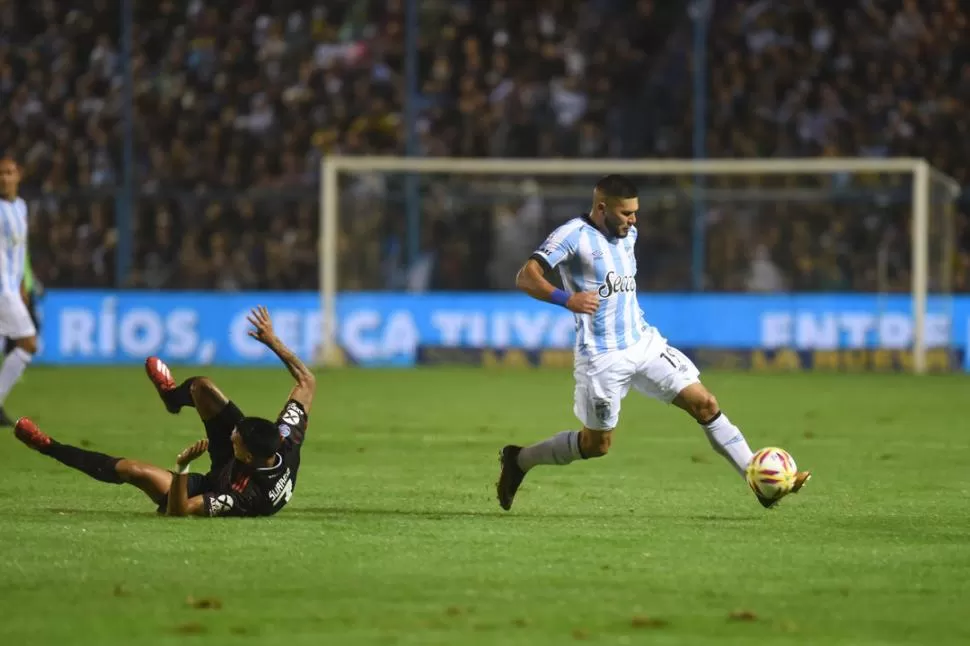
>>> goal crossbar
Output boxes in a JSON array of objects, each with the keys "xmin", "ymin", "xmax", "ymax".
[{"xmin": 319, "ymin": 156, "xmax": 961, "ymax": 373}]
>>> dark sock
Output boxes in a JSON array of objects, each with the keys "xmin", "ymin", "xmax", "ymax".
[
  {"xmin": 43, "ymin": 442, "xmax": 124, "ymax": 484},
  {"xmin": 164, "ymin": 378, "xmax": 197, "ymax": 412}
]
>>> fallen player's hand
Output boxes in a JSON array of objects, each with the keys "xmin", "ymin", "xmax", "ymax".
[
  {"xmin": 247, "ymin": 305, "xmax": 277, "ymax": 346},
  {"xmin": 566, "ymin": 291, "xmax": 600, "ymax": 315},
  {"xmin": 176, "ymin": 439, "xmax": 209, "ymax": 469}
]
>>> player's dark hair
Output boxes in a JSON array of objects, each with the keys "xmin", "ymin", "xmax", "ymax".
[
  {"xmin": 595, "ymin": 174, "xmax": 638, "ymax": 200},
  {"xmin": 237, "ymin": 417, "xmax": 282, "ymax": 459}
]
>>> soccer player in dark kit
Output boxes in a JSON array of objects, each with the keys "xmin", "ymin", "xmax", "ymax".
[{"xmin": 12, "ymin": 306, "xmax": 315, "ymax": 517}]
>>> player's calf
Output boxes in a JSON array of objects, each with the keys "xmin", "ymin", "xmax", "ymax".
[
  {"xmin": 517, "ymin": 429, "xmax": 597, "ymax": 472},
  {"xmin": 13, "ymin": 417, "xmax": 123, "ymax": 484},
  {"xmin": 115, "ymin": 459, "xmax": 175, "ymax": 504},
  {"xmin": 496, "ymin": 428, "xmax": 608, "ymax": 511},
  {"xmin": 673, "ymin": 384, "xmax": 719, "ymax": 423},
  {"xmin": 673, "ymin": 383, "xmax": 754, "ymax": 477},
  {"xmin": 14, "ymin": 418, "xmax": 178, "ymax": 504}
]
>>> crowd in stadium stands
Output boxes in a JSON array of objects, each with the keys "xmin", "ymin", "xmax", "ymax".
[{"xmin": 1, "ymin": 0, "xmax": 968, "ymax": 292}]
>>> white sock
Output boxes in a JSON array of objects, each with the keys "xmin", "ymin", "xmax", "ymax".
[
  {"xmin": 517, "ymin": 430, "xmax": 584, "ymax": 471},
  {"xmin": 0, "ymin": 347, "xmax": 32, "ymax": 406},
  {"xmin": 702, "ymin": 412, "xmax": 754, "ymax": 476}
]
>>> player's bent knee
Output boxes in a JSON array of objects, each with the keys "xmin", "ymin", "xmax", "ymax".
[
  {"xmin": 675, "ymin": 384, "xmax": 720, "ymax": 422},
  {"xmin": 579, "ymin": 428, "xmax": 612, "ymax": 458},
  {"xmin": 190, "ymin": 377, "xmax": 232, "ymax": 421},
  {"xmin": 189, "ymin": 377, "xmax": 214, "ymax": 399},
  {"xmin": 190, "ymin": 377, "xmax": 227, "ymax": 405},
  {"xmin": 693, "ymin": 393, "xmax": 719, "ymax": 423},
  {"xmin": 15, "ymin": 336, "xmax": 37, "ymax": 354}
]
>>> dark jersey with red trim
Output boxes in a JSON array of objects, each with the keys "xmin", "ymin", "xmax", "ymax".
[{"xmin": 203, "ymin": 400, "xmax": 308, "ymax": 517}]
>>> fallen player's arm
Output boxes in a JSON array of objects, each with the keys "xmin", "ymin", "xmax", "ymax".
[
  {"xmin": 266, "ymin": 334, "xmax": 315, "ymax": 413},
  {"xmin": 166, "ymin": 439, "xmax": 209, "ymax": 517},
  {"xmin": 166, "ymin": 480, "xmax": 207, "ymax": 517},
  {"xmin": 248, "ymin": 306, "xmax": 316, "ymax": 413}
]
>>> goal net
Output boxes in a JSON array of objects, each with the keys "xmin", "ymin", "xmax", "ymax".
[{"xmin": 317, "ymin": 157, "xmax": 960, "ymax": 374}]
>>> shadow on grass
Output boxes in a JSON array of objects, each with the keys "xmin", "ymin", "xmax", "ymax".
[
  {"xmin": 45, "ymin": 508, "xmax": 161, "ymax": 518},
  {"xmin": 679, "ymin": 514, "xmax": 760, "ymax": 523},
  {"xmin": 38, "ymin": 506, "xmax": 634, "ymax": 521},
  {"xmin": 287, "ymin": 506, "xmax": 633, "ymax": 520},
  {"xmin": 289, "ymin": 507, "xmax": 759, "ymax": 523},
  {"xmin": 38, "ymin": 507, "xmax": 760, "ymax": 523}
]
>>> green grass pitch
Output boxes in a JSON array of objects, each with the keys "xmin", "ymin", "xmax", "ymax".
[{"xmin": 1, "ymin": 366, "xmax": 969, "ymax": 645}]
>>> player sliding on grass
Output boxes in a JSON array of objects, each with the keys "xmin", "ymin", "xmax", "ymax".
[
  {"xmin": 496, "ymin": 175, "xmax": 810, "ymax": 510},
  {"xmin": 13, "ymin": 306, "xmax": 315, "ymax": 517}
]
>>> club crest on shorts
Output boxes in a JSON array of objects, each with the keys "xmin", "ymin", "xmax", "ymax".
[
  {"xmin": 209, "ymin": 494, "xmax": 234, "ymax": 516},
  {"xmin": 594, "ymin": 399, "xmax": 611, "ymax": 423}
]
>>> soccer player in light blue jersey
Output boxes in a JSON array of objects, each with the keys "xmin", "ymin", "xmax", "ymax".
[
  {"xmin": 496, "ymin": 175, "xmax": 810, "ymax": 510},
  {"xmin": 0, "ymin": 157, "xmax": 37, "ymax": 426}
]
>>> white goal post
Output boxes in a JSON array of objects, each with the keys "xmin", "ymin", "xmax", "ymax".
[{"xmin": 318, "ymin": 156, "xmax": 961, "ymax": 374}]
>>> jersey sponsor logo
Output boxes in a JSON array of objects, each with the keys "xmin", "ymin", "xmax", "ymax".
[
  {"xmin": 209, "ymin": 494, "xmax": 234, "ymax": 516},
  {"xmin": 281, "ymin": 403, "xmax": 302, "ymax": 426},
  {"xmin": 597, "ymin": 271, "xmax": 637, "ymax": 298},
  {"xmin": 278, "ymin": 423, "xmax": 292, "ymax": 438}
]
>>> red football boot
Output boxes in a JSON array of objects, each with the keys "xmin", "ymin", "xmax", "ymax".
[
  {"xmin": 14, "ymin": 417, "xmax": 52, "ymax": 452},
  {"xmin": 145, "ymin": 356, "xmax": 179, "ymax": 414}
]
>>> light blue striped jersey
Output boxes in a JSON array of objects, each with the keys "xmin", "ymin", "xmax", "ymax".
[
  {"xmin": 0, "ymin": 197, "xmax": 28, "ymax": 295},
  {"xmin": 532, "ymin": 215, "xmax": 650, "ymax": 355}
]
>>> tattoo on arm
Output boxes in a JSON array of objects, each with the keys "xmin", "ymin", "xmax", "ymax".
[
  {"xmin": 268, "ymin": 336, "xmax": 312, "ymax": 383},
  {"xmin": 268, "ymin": 336, "xmax": 316, "ymax": 412}
]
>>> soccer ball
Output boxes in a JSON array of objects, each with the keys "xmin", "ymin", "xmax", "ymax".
[{"xmin": 745, "ymin": 447, "xmax": 798, "ymax": 501}]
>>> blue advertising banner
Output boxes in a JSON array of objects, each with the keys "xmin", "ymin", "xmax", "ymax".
[{"xmin": 31, "ymin": 291, "xmax": 968, "ymax": 370}]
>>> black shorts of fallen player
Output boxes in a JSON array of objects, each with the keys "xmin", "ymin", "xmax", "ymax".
[
  {"xmin": 155, "ymin": 401, "xmax": 245, "ymax": 514},
  {"xmin": 155, "ymin": 473, "xmax": 214, "ymax": 514}
]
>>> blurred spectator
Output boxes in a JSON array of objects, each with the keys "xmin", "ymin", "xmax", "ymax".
[
  {"xmin": 746, "ymin": 244, "xmax": 787, "ymax": 293},
  {"xmin": 0, "ymin": 0, "xmax": 966, "ymax": 293}
]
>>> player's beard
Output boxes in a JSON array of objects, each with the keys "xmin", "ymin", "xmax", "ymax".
[{"xmin": 607, "ymin": 218, "xmax": 628, "ymax": 238}]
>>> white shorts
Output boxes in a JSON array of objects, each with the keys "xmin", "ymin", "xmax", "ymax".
[
  {"xmin": 0, "ymin": 292, "xmax": 37, "ymax": 339},
  {"xmin": 573, "ymin": 333, "xmax": 701, "ymax": 431}
]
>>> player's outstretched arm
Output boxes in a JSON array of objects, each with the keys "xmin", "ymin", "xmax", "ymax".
[
  {"xmin": 167, "ymin": 439, "xmax": 209, "ymax": 517},
  {"xmin": 516, "ymin": 259, "xmax": 599, "ymax": 315},
  {"xmin": 247, "ymin": 305, "xmax": 316, "ymax": 413}
]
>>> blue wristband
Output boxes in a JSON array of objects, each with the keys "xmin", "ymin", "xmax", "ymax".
[{"xmin": 550, "ymin": 289, "xmax": 569, "ymax": 307}]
